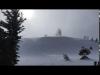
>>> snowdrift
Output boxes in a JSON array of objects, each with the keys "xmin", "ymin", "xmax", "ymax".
[{"xmin": 18, "ymin": 37, "xmax": 99, "ymax": 65}]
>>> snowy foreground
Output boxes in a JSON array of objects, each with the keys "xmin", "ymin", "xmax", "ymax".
[
  {"xmin": 17, "ymin": 37, "xmax": 99, "ymax": 66},
  {"xmin": 17, "ymin": 54, "xmax": 98, "ymax": 66}
]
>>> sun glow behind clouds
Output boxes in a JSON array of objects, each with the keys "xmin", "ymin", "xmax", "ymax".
[
  {"xmin": 19, "ymin": 10, "xmax": 98, "ymax": 39},
  {"xmin": 21, "ymin": 10, "xmax": 35, "ymax": 19}
]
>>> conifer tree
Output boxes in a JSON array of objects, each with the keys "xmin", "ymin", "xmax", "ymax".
[{"xmin": 0, "ymin": 9, "xmax": 26, "ymax": 65}]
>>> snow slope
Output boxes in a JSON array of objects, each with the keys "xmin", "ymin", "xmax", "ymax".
[{"xmin": 17, "ymin": 36, "xmax": 99, "ymax": 66}]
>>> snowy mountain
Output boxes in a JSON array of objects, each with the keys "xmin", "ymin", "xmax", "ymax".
[
  {"xmin": 18, "ymin": 36, "xmax": 99, "ymax": 65},
  {"xmin": 19, "ymin": 36, "xmax": 98, "ymax": 55}
]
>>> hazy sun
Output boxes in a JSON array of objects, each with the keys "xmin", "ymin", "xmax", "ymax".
[{"xmin": 21, "ymin": 10, "xmax": 35, "ymax": 19}]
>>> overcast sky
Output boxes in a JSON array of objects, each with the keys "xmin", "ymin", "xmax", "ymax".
[{"xmin": 0, "ymin": 10, "xmax": 99, "ymax": 39}]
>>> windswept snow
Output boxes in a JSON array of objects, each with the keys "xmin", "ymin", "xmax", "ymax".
[{"xmin": 17, "ymin": 37, "xmax": 99, "ymax": 66}]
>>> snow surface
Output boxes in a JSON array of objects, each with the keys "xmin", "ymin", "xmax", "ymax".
[
  {"xmin": 17, "ymin": 54, "xmax": 98, "ymax": 66},
  {"xmin": 17, "ymin": 37, "xmax": 99, "ymax": 66}
]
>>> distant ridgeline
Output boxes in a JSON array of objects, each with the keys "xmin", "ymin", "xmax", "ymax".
[
  {"xmin": 19, "ymin": 36, "xmax": 98, "ymax": 58},
  {"xmin": 44, "ymin": 28, "xmax": 62, "ymax": 37}
]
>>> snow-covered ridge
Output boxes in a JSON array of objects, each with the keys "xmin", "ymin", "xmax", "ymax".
[
  {"xmin": 19, "ymin": 36, "xmax": 98, "ymax": 56},
  {"xmin": 18, "ymin": 36, "xmax": 99, "ymax": 65}
]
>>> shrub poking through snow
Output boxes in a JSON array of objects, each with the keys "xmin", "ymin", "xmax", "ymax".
[
  {"xmin": 89, "ymin": 46, "xmax": 93, "ymax": 50},
  {"xmin": 79, "ymin": 47, "xmax": 91, "ymax": 60},
  {"xmin": 63, "ymin": 54, "xmax": 70, "ymax": 61}
]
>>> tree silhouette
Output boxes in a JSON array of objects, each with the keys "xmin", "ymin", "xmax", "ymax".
[
  {"xmin": 79, "ymin": 47, "xmax": 91, "ymax": 60},
  {"xmin": 83, "ymin": 36, "xmax": 89, "ymax": 40},
  {"xmin": 90, "ymin": 37, "xmax": 94, "ymax": 42},
  {"xmin": 0, "ymin": 27, "xmax": 8, "ymax": 65},
  {"xmin": 0, "ymin": 9, "xmax": 26, "ymax": 65},
  {"xmin": 56, "ymin": 28, "xmax": 62, "ymax": 37},
  {"xmin": 95, "ymin": 38, "xmax": 98, "ymax": 43}
]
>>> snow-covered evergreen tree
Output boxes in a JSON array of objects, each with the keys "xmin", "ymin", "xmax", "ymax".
[{"xmin": 79, "ymin": 47, "xmax": 91, "ymax": 60}]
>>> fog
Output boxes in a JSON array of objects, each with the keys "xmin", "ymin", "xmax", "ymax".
[
  {"xmin": 0, "ymin": 9, "xmax": 99, "ymax": 39},
  {"xmin": 0, "ymin": 9, "xmax": 99, "ymax": 65}
]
